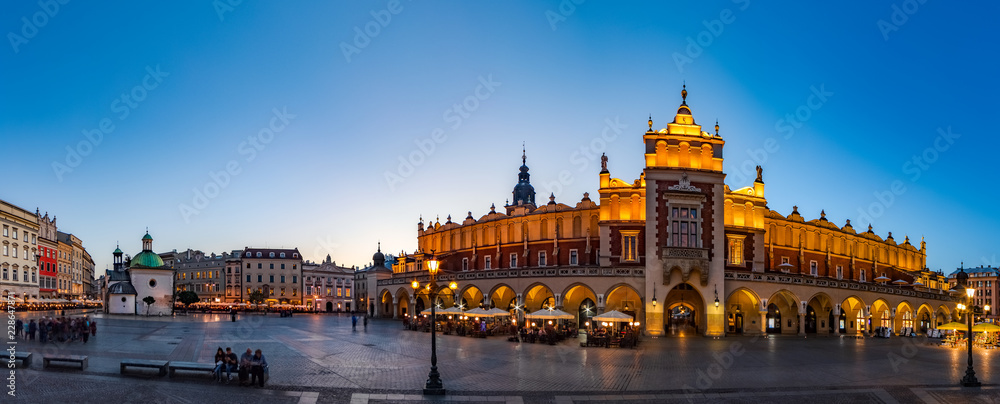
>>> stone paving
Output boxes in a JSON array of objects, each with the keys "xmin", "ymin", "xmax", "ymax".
[{"xmin": 6, "ymin": 309, "xmax": 1000, "ymax": 403}]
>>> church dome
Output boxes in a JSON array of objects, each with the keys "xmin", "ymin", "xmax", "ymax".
[{"xmin": 131, "ymin": 251, "xmax": 164, "ymax": 268}]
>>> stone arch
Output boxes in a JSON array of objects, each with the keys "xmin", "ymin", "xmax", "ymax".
[
  {"xmin": 604, "ymin": 283, "xmax": 642, "ymax": 314},
  {"xmin": 805, "ymin": 292, "xmax": 834, "ymax": 334},
  {"xmin": 459, "ymin": 284, "xmax": 485, "ymax": 309},
  {"xmin": 935, "ymin": 304, "xmax": 952, "ymax": 325},
  {"xmin": 562, "ymin": 283, "xmax": 598, "ymax": 327},
  {"xmin": 393, "ymin": 288, "xmax": 411, "ymax": 319},
  {"xmin": 766, "ymin": 290, "xmax": 800, "ymax": 335},
  {"xmin": 871, "ymin": 298, "xmax": 892, "ymax": 329},
  {"xmin": 725, "ymin": 287, "xmax": 762, "ymax": 335},
  {"xmin": 488, "ymin": 283, "xmax": 517, "ymax": 309},
  {"xmin": 663, "ymin": 282, "xmax": 705, "ymax": 336},
  {"xmin": 916, "ymin": 303, "xmax": 933, "ymax": 332},
  {"xmin": 895, "ymin": 300, "xmax": 914, "ymax": 332},
  {"xmin": 841, "ymin": 295, "xmax": 867, "ymax": 335},
  {"xmin": 523, "ymin": 282, "xmax": 555, "ymax": 312}
]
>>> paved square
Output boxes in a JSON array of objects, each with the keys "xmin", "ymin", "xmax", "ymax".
[{"xmin": 6, "ymin": 310, "xmax": 1000, "ymax": 403}]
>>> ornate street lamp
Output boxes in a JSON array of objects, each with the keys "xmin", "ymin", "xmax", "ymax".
[
  {"xmin": 956, "ymin": 267, "xmax": 980, "ymax": 387},
  {"xmin": 419, "ymin": 252, "xmax": 449, "ymax": 395}
]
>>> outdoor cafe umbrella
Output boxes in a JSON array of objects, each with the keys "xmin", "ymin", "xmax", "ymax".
[
  {"xmin": 874, "ymin": 275, "xmax": 892, "ymax": 283},
  {"xmin": 937, "ymin": 322, "xmax": 969, "ymax": 331},
  {"xmin": 592, "ymin": 310, "xmax": 634, "ymax": 323},
  {"xmin": 485, "ymin": 308, "xmax": 511, "ymax": 317},
  {"xmin": 464, "ymin": 307, "xmax": 492, "ymax": 318},
  {"xmin": 891, "ymin": 279, "xmax": 908, "ymax": 285},
  {"xmin": 972, "ymin": 323, "xmax": 1000, "ymax": 332},
  {"xmin": 525, "ymin": 308, "xmax": 574, "ymax": 320}
]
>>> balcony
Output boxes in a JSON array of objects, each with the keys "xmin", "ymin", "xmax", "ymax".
[{"xmin": 724, "ymin": 270, "xmax": 953, "ymax": 302}]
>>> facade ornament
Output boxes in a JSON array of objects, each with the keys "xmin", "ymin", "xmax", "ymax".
[{"xmin": 667, "ymin": 172, "xmax": 702, "ymax": 192}]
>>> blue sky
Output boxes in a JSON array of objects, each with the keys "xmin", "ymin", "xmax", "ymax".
[{"xmin": 1, "ymin": 1, "xmax": 997, "ymax": 275}]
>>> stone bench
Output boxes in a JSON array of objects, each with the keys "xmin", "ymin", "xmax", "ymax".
[
  {"xmin": 13, "ymin": 351, "xmax": 32, "ymax": 367},
  {"xmin": 167, "ymin": 361, "xmax": 215, "ymax": 378},
  {"xmin": 121, "ymin": 359, "xmax": 169, "ymax": 376},
  {"xmin": 43, "ymin": 354, "xmax": 88, "ymax": 370}
]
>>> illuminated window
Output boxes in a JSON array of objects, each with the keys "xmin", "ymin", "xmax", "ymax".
[
  {"xmin": 569, "ymin": 250, "xmax": 578, "ymax": 266},
  {"xmin": 346, "ymin": 288, "xmax": 350, "ymax": 298},
  {"xmin": 902, "ymin": 311, "xmax": 913, "ymax": 329},
  {"xmin": 292, "ymin": 288, "xmax": 297, "ymax": 296},
  {"xmin": 281, "ymin": 287, "xmax": 285, "ymax": 296},
  {"xmin": 727, "ymin": 235, "xmax": 744, "ymax": 266},
  {"xmin": 621, "ymin": 230, "xmax": 640, "ymax": 262},
  {"xmin": 670, "ymin": 207, "xmax": 700, "ymax": 247}
]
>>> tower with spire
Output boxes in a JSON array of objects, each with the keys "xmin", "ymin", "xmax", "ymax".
[{"xmin": 507, "ymin": 144, "xmax": 537, "ymax": 214}]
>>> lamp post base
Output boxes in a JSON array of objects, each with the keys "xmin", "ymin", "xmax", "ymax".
[
  {"xmin": 424, "ymin": 367, "xmax": 446, "ymax": 395},
  {"xmin": 423, "ymin": 387, "xmax": 447, "ymax": 395},
  {"xmin": 961, "ymin": 373, "xmax": 981, "ymax": 388}
]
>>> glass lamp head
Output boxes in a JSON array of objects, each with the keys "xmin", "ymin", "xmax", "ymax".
[
  {"xmin": 966, "ymin": 288, "xmax": 975, "ymax": 298},
  {"xmin": 449, "ymin": 281, "xmax": 458, "ymax": 290},
  {"xmin": 426, "ymin": 257, "xmax": 439, "ymax": 275},
  {"xmin": 411, "ymin": 280, "xmax": 420, "ymax": 289}
]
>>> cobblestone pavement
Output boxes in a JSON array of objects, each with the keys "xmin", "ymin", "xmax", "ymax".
[{"xmin": 6, "ymin": 311, "xmax": 1000, "ymax": 403}]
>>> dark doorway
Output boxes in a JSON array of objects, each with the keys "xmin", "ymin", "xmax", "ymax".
[
  {"xmin": 579, "ymin": 298, "xmax": 595, "ymax": 328},
  {"xmin": 766, "ymin": 303, "xmax": 782, "ymax": 333},
  {"xmin": 805, "ymin": 306, "xmax": 817, "ymax": 333},
  {"xmin": 325, "ymin": 301, "xmax": 333, "ymax": 312}
]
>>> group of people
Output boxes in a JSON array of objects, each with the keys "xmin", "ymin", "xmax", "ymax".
[
  {"xmin": 13, "ymin": 316, "xmax": 96, "ymax": 344},
  {"xmin": 213, "ymin": 347, "xmax": 269, "ymax": 387}
]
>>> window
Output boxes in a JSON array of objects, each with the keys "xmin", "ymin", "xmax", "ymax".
[
  {"xmin": 2, "ymin": 245, "xmax": 6, "ymax": 256},
  {"xmin": 31, "ymin": 271, "xmax": 36, "ymax": 282},
  {"xmin": 484, "ymin": 256, "xmax": 492, "ymax": 269},
  {"xmin": 256, "ymin": 252, "xmax": 262, "ymax": 257},
  {"xmin": 337, "ymin": 287, "xmax": 343, "ymax": 297},
  {"xmin": 269, "ymin": 275, "xmax": 274, "ymax": 283},
  {"xmin": 293, "ymin": 253, "xmax": 298, "ymax": 258},
  {"xmin": 269, "ymin": 263, "xmax": 274, "ymax": 269},
  {"xmin": 346, "ymin": 288, "xmax": 350, "ymax": 297},
  {"xmin": 246, "ymin": 263, "xmax": 250, "ymax": 268},
  {"xmin": 280, "ymin": 287, "xmax": 285, "ymax": 296},
  {"xmin": 281, "ymin": 264, "xmax": 285, "ymax": 270},
  {"xmin": 257, "ymin": 274, "xmax": 263, "ymax": 282},
  {"xmin": 902, "ymin": 311, "xmax": 913, "ymax": 329},
  {"xmin": 462, "ymin": 258, "xmax": 469, "ymax": 271},
  {"xmin": 281, "ymin": 275, "xmax": 285, "ymax": 283},
  {"xmin": 12, "ymin": 248, "xmax": 16, "ymax": 258},
  {"xmin": 292, "ymin": 288, "xmax": 297, "ymax": 296},
  {"xmin": 149, "ymin": 279, "xmax": 157, "ymax": 288},
  {"xmin": 860, "ymin": 269, "xmax": 866, "ymax": 282},
  {"xmin": 257, "ymin": 263, "xmax": 262, "ymax": 269},
  {"xmin": 809, "ymin": 261, "xmax": 818, "ymax": 276},
  {"xmin": 12, "ymin": 229, "xmax": 17, "ymax": 240},
  {"xmin": 293, "ymin": 264, "xmax": 296, "ymax": 270},
  {"xmin": 2, "ymin": 226, "xmax": 6, "ymax": 237},
  {"xmin": 621, "ymin": 230, "xmax": 640, "ymax": 262},
  {"xmin": 269, "ymin": 288, "xmax": 274, "ymax": 296},
  {"xmin": 292, "ymin": 276, "xmax": 297, "ymax": 283},
  {"xmin": 569, "ymin": 250, "xmax": 578, "ymax": 266},
  {"xmin": 2, "ymin": 268, "xmax": 7, "ymax": 280},
  {"xmin": 670, "ymin": 207, "xmax": 700, "ymax": 247},
  {"xmin": 246, "ymin": 274, "xmax": 251, "ymax": 282},
  {"xmin": 538, "ymin": 251, "xmax": 546, "ymax": 267},
  {"xmin": 727, "ymin": 235, "xmax": 744, "ymax": 266},
  {"xmin": 836, "ymin": 266, "xmax": 843, "ymax": 280},
  {"xmin": 13, "ymin": 269, "xmax": 18, "ymax": 281},
  {"xmin": 269, "ymin": 252, "xmax": 275, "ymax": 258},
  {"xmin": 246, "ymin": 252, "xmax": 251, "ymax": 257},
  {"xmin": 280, "ymin": 252, "xmax": 285, "ymax": 258},
  {"xmin": 510, "ymin": 253, "xmax": 518, "ymax": 268}
]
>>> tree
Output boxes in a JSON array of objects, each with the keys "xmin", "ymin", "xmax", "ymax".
[
  {"xmin": 142, "ymin": 296, "xmax": 156, "ymax": 316},
  {"xmin": 176, "ymin": 291, "xmax": 200, "ymax": 312},
  {"xmin": 247, "ymin": 290, "xmax": 266, "ymax": 310}
]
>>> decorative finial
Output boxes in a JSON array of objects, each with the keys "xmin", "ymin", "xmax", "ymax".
[
  {"xmin": 868, "ymin": 224, "xmax": 873, "ymax": 232},
  {"xmin": 549, "ymin": 193, "xmax": 556, "ymax": 205},
  {"xmin": 582, "ymin": 192, "xmax": 590, "ymax": 200},
  {"xmin": 600, "ymin": 153, "xmax": 608, "ymax": 173},
  {"xmin": 648, "ymin": 115, "xmax": 653, "ymax": 131},
  {"xmin": 792, "ymin": 205, "xmax": 798, "ymax": 214},
  {"xmin": 467, "ymin": 211, "xmax": 472, "ymax": 219},
  {"xmin": 522, "ymin": 142, "xmax": 526, "ymax": 164},
  {"xmin": 820, "ymin": 210, "xmax": 826, "ymax": 219},
  {"xmin": 845, "ymin": 219, "xmax": 851, "ymax": 226},
  {"xmin": 887, "ymin": 231, "xmax": 892, "ymax": 239},
  {"xmin": 755, "ymin": 165, "xmax": 763, "ymax": 183},
  {"xmin": 377, "ymin": 241, "xmax": 381, "ymax": 252},
  {"xmin": 446, "ymin": 214, "xmax": 452, "ymax": 223},
  {"xmin": 490, "ymin": 203, "xmax": 496, "ymax": 213},
  {"xmin": 904, "ymin": 235, "xmax": 910, "ymax": 244},
  {"xmin": 715, "ymin": 119, "xmax": 719, "ymax": 135}
]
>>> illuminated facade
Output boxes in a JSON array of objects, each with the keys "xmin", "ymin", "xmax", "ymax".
[
  {"xmin": 378, "ymin": 86, "xmax": 958, "ymax": 337},
  {"xmin": 240, "ymin": 247, "xmax": 303, "ymax": 305},
  {"xmin": 302, "ymin": 255, "xmax": 355, "ymax": 312}
]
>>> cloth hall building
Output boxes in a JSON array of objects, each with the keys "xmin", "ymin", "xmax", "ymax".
[{"xmin": 376, "ymin": 86, "xmax": 958, "ymax": 337}]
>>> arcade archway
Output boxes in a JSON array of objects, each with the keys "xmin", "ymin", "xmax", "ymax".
[{"xmin": 663, "ymin": 283, "xmax": 703, "ymax": 337}]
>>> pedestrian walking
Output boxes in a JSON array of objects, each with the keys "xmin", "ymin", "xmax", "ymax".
[
  {"xmin": 363, "ymin": 315, "xmax": 368, "ymax": 330},
  {"xmin": 27, "ymin": 320, "xmax": 36, "ymax": 341},
  {"xmin": 352, "ymin": 314, "xmax": 357, "ymax": 330},
  {"xmin": 15, "ymin": 319, "xmax": 23, "ymax": 339}
]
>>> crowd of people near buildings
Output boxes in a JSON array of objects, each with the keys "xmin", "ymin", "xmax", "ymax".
[{"xmin": 13, "ymin": 315, "xmax": 97, "ymax": 343}]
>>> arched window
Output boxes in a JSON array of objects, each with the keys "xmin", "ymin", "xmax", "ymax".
[{"xmin": 881, "ymin": 311, "xmax": 890, "ymax": 327}]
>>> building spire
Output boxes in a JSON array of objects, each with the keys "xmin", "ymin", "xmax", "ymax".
[
  {"xmin": 522, "ymin": 142, "xmax": 526, "ymax": 165},
  {"xmin": 681, "ymin": 82, "xmax": 687, "ymax": 105}
]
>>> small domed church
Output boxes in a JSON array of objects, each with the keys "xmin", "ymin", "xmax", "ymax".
[{"xmin": 104, "ymin": 232, "xmax": 175, "ymax": 315}]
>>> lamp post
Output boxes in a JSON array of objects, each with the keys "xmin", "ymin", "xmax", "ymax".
[
  {"xmin": 414, "ymin": 252, "xmax": 454, "ymax": 395},
  {"xmin": 956, "ymin": 267, "xmax": 980, "ymax": 387}
]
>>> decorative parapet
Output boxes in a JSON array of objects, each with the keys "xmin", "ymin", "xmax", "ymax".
[{"xmin": 724, "ymin": 270, "xmax": 954, "ymax": 302}]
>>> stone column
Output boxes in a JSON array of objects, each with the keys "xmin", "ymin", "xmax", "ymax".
[
  {"xmin": 760, "ymin": 312, "xmax": 767, "ymax": 334},
  {"xmin": 798, "ymin": 312, "xmax": 806, "ymax": 336},
  {"xmin": 833, "ymin": 304, "xmax": 840, "ymax": 336},
  {"xmin": 391, "ymin": 297, "xmax": 398, "ymax": 319}
]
